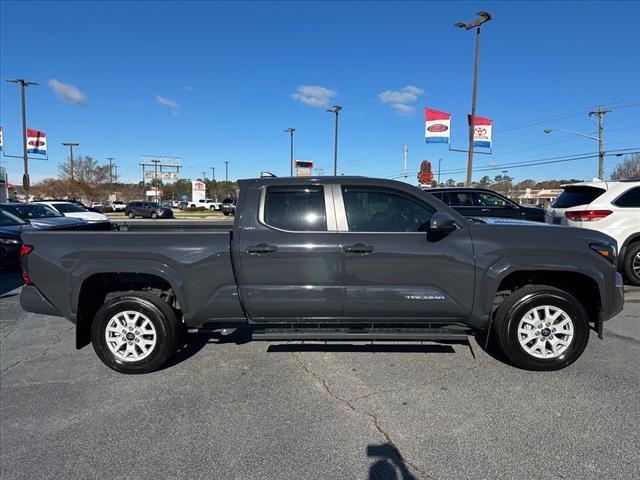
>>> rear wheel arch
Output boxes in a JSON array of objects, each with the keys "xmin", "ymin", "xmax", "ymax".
[{"xmin": 73, "ymin": 266, "xmax": 187, "ymax": 349}]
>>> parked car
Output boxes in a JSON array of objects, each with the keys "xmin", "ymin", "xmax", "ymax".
[
  {"xmin": 220, "ymin": 197, "xmax": 237, "ymax": 216},
  {"xmin": 171, "ymin": 200, "xmax": 182, "ymax": 208},
  {"xmin": 1, "ymin": 203, "xmax": 91, "ymax": 230},
  {"xmin": 91, "ymin": 201, "xmax": 103, "ymax": 209},
  {"xmin": 124, "ymin": 201, "xmax": 174, "ymax": 219},
  {"xmin": 39, "ymin": 198, "xmax": 103, "ymax": 214},
  {"xmin": 106, "ymin": 200, "xmax": 126, "ymax": 212},
  {"xmin": 35, "ymin": 201, "xmax": 111, "ymax": 227},
  {"xmin": 177, "ymin": 201, "xmax": 189, "ymax": 210},
  {"xmin": 187, "ymin": 198, "xmax": 221, "ymax": 210},
  {"xmin": 0, "ymin": 208, "xmax": 35, "ymax": 269},
  {"xmin": 429, "ymin": 188, "xmax": 545, "ymax": 222},
  {"xmin": 19, "ymin": 176, "xmax": 623, "ymax": 374},
  {"xmin": 546, "ymin": 180, "xmax": 640, "ymax": 285}
]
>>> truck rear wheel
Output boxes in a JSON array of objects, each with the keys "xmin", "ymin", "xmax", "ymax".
[
  {"xmin": 493, "ymin": 285, "xmax": 589, "ymax": 371},
  {"xmin": 91, "ymin": 292, "xmax": 180, "ymax": 374}
]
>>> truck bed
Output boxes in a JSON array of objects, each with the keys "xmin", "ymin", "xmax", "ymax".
[{"xmin": 21, "ymin": 229, "xmax": 244, "ymax": 326}]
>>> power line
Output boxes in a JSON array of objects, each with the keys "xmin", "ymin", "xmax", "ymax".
[{"xmin": 386, "ymin": 148, "xmax": 639, "ymax": 179}]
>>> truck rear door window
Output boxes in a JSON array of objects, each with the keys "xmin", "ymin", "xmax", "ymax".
[
  {"xmin": 342, "ymin": 186, "xmax": 433, "ymax": 232},
  {"xmin": 264, "ymin": 186, "xmax": 327, "ymax": 231}
]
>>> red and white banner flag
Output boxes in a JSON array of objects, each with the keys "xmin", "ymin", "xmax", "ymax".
[
  {"xmin": 424, "ymin": 108, "xmax": 451, "ymax": 144},
  {"xmin": 0, "ymin": 127, "xmax": 3, "ymax": 152},
  {"xmin": 468, "ymin": 115, "xmax": 492, "ymax": 149},
  {"xmin": 27, "ymin": 129, "xmax": 47, "ymax": 155}
]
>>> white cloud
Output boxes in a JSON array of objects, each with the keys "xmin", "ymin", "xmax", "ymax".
[
  {"xmin": 48, "ymin": 79, "xmax": 87, "ymax": 106},
  {"xmin": 378, "ymin": 85, "xmax": 424, "ymax": 116},
  {"xmin": 155, "ymin": 94, "xmax": 179, "ymax": 115},
  {"xmin": 291, "ymin": 85, "xmax": 337, "ymax": 108}
]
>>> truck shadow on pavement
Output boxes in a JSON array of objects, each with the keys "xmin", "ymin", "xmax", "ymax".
[{"xmin": 367, "ymin": 443, "xmax": 419, "ymax": 480}]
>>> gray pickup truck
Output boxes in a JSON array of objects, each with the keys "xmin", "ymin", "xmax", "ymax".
[{"xmin": 20, "ymin": 176, "xmax": 624, "ymax": 373}]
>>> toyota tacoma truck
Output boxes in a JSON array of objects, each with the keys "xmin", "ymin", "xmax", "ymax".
[{"xmin": 19, "ymin": 176, "xmax": 624, "ymax": 374}]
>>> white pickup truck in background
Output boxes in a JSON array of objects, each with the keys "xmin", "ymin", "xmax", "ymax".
[{"xmin": 187, "ymin": 198, "xmax": 221, "ymax": 210}]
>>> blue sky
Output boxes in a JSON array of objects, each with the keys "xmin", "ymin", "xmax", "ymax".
[{"xmin": 1, "ymin": 0, "xmax": 639, "ymax": 185}]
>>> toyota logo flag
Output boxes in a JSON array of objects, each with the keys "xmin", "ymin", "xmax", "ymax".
[
  {"xmin": 467, "ymin": 115, "xmax": 492, "ymax": 149},
  {"xmin": 26, "ymin": 129, "xmax": 47, "ymax": 155},
  {"xmin": 424, "ymin": 108, "xmax": 451, "ymax": 144}
]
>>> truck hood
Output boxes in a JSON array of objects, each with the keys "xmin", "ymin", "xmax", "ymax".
[{"xmin": 486, "ymin": 223, "xmax": 617, "ymax": 248}]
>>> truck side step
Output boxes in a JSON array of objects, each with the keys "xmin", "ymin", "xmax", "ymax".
[{"xmin": 250, "ymin": 326, "xmax": 470, "ymax": 342}]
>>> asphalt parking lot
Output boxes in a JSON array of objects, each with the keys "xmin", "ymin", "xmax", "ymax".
[{"xmin": 1, "ymin": 271, "xmax": 638, "ymax": 480}]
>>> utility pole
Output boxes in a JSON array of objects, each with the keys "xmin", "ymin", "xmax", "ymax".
[
  {"xmin": 455, "ymin": 11, "xmax": 492, "ymax": 186},
  {"xmin": 107, "ymin": 157, "xmax": 115, "ymax": 192},
  {"xmin": 224, "ymin": 161, "xmax": 229, "ymax": 182},
  {"xmin": 326, "ymin": 105, "xmax": 342, "ymax": 175},
  {"xmin": 6, "ymin": 78, "xmax": 38, "ymax": 195},
  {"xmin": 211, "ymin": 167, "xmax": 215, "ymax": 181},
  {"xmin": 62, "ymin": 142, "xmax": 79, "ymax": 181},
  {"xmin": 588, "ymin": 107, "xmax": 611, "ymax": 180},
  {"xmin": 202, "ymin": 171, "xmax": 206, "ymax": 180},
  {"xmin": 114, "ymin": 165, "xmax": 118, "ymax": 184},
  {"xmin": 284, "ymin": 128, "xmax": 295, "ymax": 176},
  {"xmin": 438, "ymin": 158, "xmax": 442, "ymax": 185}
]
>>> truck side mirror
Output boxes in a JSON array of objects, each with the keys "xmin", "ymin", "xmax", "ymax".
[{"xmin": 429, "ymin": 212, "xmax": 457, "ymax": 234}]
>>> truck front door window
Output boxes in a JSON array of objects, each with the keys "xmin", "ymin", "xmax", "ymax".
[
  {"xmin": 342, "ymin": 187, "xmax": 433, "ymax": 232},
  {"xmin": 264, "ymin": 186, "xmax": 327, "ymax": 231}
]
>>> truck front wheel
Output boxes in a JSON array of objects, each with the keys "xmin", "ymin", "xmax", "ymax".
[
  {"xmin": 91, "ymin": 293, "xmax": 180, "ymax": 374},
  {"xmin": 493, "ymin": 285, "xmax": 589, "ymax": 371}
]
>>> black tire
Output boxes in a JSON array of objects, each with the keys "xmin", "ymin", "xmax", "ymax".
[
  {"xmin": 91, "ymin": 292, "xmax": 180, "ymax": 374},
  {"xmin": 151, "ymin": 211, "xmax": 158, "ymax": 219},
  {"xmin": 493, "ymin": 285, "xmax": 589, "ymax": 371},
  {"xmin": 223, "ymin": 212, "xmax": 230, "ymax": 216},
  {"xmin": 623, "ymin": 242, "xmax": 640, "ymax": 286},
  {"xmin": 127, "ymin": 211, "xmax": 135, "ymax": 219}
]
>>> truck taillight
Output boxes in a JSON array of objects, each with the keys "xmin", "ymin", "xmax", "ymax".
[
  {"xmin": 565, "ymin": 210, "xmax": 612, "ymax": 222},
  {"xmin": 20, "ymin": 245, "xmax": 33, "ymax": 285}
]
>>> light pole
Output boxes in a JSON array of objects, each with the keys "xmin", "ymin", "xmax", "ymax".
[
  {"xmin": 6, "ymin": 78, "xmax": 38, "ymax": 195},
  {"xmin": 326, "ymin": 105, "xmax": 342, "ymax": 175},
  {"xmin": 62, "ymin": 143, "xmax": 79, "ymax": 181},
  {"xmin": 211, "ymin": 167, "xmax": 215, "ymax": 181},
  {"xmin": 284, "ymin": 128, "xmax": 295, "ymax": 176},
  {"xmin": 454, "ymin": 11, "xmax": 492, "ymax": 186},
  {"xmin": 544, "ymin": 128, "xmax": 602, "ymax": 177},
  {"xmin": 224, "ymin": 161, "xmax": 229, "ymax": 182},
  {"xmin": 114, "ymin": 165, "xmax": 118, "ymax": 184},
  {"xmin": 438, "ymin": 158, "xmax": 442, "ymax": 185},
  {"xmin": 202, "ymin": 171, "xmax": 207, "ymax": 180},
  {"xmin": 107, "ymin": 157, "xmax": 115, "ymax": 192}
]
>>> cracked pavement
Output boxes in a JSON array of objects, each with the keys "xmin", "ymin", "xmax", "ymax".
[{"xmin": 1, "ymin": 271, "xmax": 639, "ymax": 479}]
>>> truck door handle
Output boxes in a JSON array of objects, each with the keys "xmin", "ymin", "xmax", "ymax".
[
  {"xmin": 247, "ymin": 243, "xmax": 277, "ymax": 254},
  {"xmin": 481, "ymin": 208, "xmax": 491, "ymax": 212},
  {"xmin": 343, "ymin": 243, "xmax": 374, "ymax": 253}
]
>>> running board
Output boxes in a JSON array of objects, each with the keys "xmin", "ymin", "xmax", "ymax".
[{"xmin": 250, "ymin": 327, "xmax": 470, "ymax": 342}]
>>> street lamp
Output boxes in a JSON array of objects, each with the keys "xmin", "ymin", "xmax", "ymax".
[
  {"xmin": 326, "ymin": 105, "xmax": 342, "ymax": 175},
  {"xmin": 224, "ymin": 161, "xmax": 229, "ymax": 182},
  {"xmin": 454, "ymin": 11, "xmax": 492, "ymax": 187},
  {"xmin": 62, "ymin": 142, "xmax": 79, "ymax": 181},
  {"xmin": 544, "ymin": 128, "xmax": 603, "ymax": 178},
  {"xmin": 6, "ymin": 78, "xmax": 38, "ymax": 194},
  {"xmin": 284, "ymin": 128, "xmax": 295, "ymax": 176}
]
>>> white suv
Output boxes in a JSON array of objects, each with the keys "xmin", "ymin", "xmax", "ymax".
[{"xmin": 546, "ymin": 180, "xmax": 640, "ymax": 285}]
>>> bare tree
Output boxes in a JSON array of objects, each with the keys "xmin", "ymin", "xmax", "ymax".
[{"xmin": 610, "ymin": 154, "xmax": 640, "ymax": 180}]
